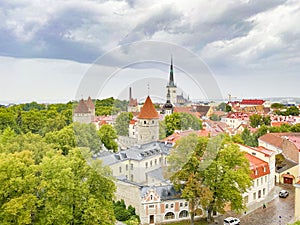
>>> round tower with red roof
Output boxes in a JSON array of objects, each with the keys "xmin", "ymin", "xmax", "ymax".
[{"xmin": 137, "ymin": 96, "xmax": 159, "ymax": 144}]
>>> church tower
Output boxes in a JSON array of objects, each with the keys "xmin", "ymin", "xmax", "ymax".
[
  {"xmin": 166, "ymin": 57, "xmax": 177, "ymax": 105},
  {"xmin": 137, "ymin": 96, "xmax": 159, "ymax": 145},
  {"xmin": 162, "ymin": 89, "xmax": 173, "ymax": 115}
]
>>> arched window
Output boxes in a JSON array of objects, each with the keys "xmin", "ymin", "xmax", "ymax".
[
  {"xmin": 164, "ymin": 212, "xmax": 175, "ymax": 220},
  {"xmin": 179, "ymin": 210, "xmax": 189, "ymax": 218}
]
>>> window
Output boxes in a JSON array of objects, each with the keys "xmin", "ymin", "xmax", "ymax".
[
  {"xmin": 257, "ymin": 179, "xmax": 259, "ymax": 186},
  {"xmin": 166, "ymin": 204, "xmax": 168, "ymax": 209},
  {"xmin": 164, "ymin": 212, "xmax": 175, "ymax": 220},
  {"xmin": 152, "ymin": 120, "xmax": 154, "ymax": 124},
  {"xmin": 265, "ymin": 176, "xmax": 267, "ymax": 182},
  {"xmin": 130, "ymin": 164, "xmax": 133, "ymax": 170},
  {"xmin": 144, "ymin": 121, "xmax": 146, "ymax": 124},
  {"xmin": 170, "ymin": 204, "xmax": 174, "ymax": 208},
  {"xmin": 150, "ymin": 195, "xmax": 153, "ymax": 200},
  {"xmin": 184, "ymin": 202, "xmax": 188, "ymax": 207},
  {"xmin": 180, "ymin": 202, "xmax": 183, "ymax": 207},
  {"xmin": 253, "ymin": 192, "xmax": 256, "ymax": 200},
  {"xmin": 261, "ymin": 177, "xmax": 263, "ymax": 184},
  {"xmin": 130, "ymin": 174, "xmax": 133, "ymax": 181},
  {"xmin": 179, "ymin": 210, "xmax": 189, "ymax": 218},
  {"xmin": 126, "ymin": 164, "xmax": 128, "ymax": 171},
  {"xmin": 159, "ymin": 157, "xmax": 162, "ymax": 163},
  {"xmin": 150, "ymin": 161, "xmax": 152, "ymax": 167},
  {"xmin": 258, "ymin": 190, "xmax": 261, "ymax": 198},
  {"xmin": 149, "ymin": 204, "xmax": 154, "ymax": 208},
  {"xmin": 155, "ymin": 159, "xmax": 157, "ymax": 165},
  {"xmin": 145, "ymin": 162, "xmax": 148, "ymax": 168},
  {"xmin": 119, "ymin": 166, "xmax": 122, "ymax": 173},
  {"xmin": 263, "ymin": 188, "xmax": 266, "ymax": 195}
]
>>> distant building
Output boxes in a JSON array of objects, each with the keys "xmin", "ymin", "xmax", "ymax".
[
  {"xmin": 73, "ymin": 97, "xmax": 95, "ymax": 124},
  {"xmin": 128, "ymin": 87, "xmax": 139, "ymax": 113}
]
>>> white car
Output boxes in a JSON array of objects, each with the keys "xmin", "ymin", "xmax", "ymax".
[
  {"xmin": 279, "ymin": 190, "xmax": 289, "ymax": 198},
  {"xmin": 224, "ymin": 217, "xmax": 240, "ymax": 225}
]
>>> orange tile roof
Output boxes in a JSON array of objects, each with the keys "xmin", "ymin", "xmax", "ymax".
[
  {"xmin": 245, "ymin": 153, "xmax": 270, "ymax": 179},
  {"xmin": 137, "ymin": 96, "xmax": 159, "ymax": 119},
  {"xmin": 259, "ymin": 133, "xmax": 284, "ymax": 149}
]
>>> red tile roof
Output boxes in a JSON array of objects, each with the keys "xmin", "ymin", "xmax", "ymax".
[
  {"xmin": 245, "ymin": 153, "xmax": 270, "ymax": 179},
  {"xmin": 74, "ymin": 99, "xmax": 91, "ymax": 113},
  {"xmin": 137, "ymin": 96, "xmax": 159, "ymax": 119},
  {"xmin": 240, "ymin": 99, "xmax": 265, "ymax": 105},
  {"xmin": 86, "ymin": 96, "xmax": 95, "ymax": 109}
]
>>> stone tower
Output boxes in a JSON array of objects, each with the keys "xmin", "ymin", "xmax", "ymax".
[
  {"xmin": 73, "ymin": 96, "xmax": 95, "ymax": 124},
  {"xmin": 166, "ymin": 57, "xmax": 177, "ymax": 105},
  {"xmin": 137, "ymin": 96, "xmax": 159, "ymax": 144}
]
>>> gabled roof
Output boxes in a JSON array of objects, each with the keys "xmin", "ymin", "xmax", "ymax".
[
  {"xmin": 138, "ymin": 96, "xmax": 159, "ymax": 119},
  {"xmin": 74, "ymin": 99, "xmax": 91, "ymax": 113},
  {"xmin": 245, "ymin": 153, "xmax": 270, "ymax": 179},
  {"xmin": 86, "ymin": 96, "xmax": 95, "ymax": 109},
  {"xmin": 259, "ymin": 133, "xmax": 284, "ymax": 149}
]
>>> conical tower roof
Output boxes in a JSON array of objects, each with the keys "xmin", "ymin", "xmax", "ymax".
[{"xmin": 138, "ymin": 96, "xmax": 159, "ymax": 119}]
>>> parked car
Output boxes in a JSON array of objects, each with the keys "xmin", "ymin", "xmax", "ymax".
[
  {"xmin": 224, "ymin": 217, "xmax": 240, "ymax": 225},
  {"xmin": 279, "ymin": 190, "xmax": 289, "ymax": 198}
]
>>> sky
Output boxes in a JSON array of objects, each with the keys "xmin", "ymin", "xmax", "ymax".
[{"xmin": 1, "ymin": 0, "xmax": 300, "ymax": 104}]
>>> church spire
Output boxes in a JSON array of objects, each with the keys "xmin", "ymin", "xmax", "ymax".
[{"xmin": 168, "ymin": 56, "xmax": 176, "ymax": 87}]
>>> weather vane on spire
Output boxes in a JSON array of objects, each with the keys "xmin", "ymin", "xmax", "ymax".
[{"xmin": 147, "ymin": 81, "xmax": 150, "ymax": 96}]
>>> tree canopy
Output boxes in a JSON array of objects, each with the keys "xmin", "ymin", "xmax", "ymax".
[
  {"xmin": 168, "ymin": 134, "xmax": 252, "ymax": 224},
  {"xmin": 164, "ymin": 112, "xmax": 202, "ymax": 136},
  {"xmin": 114, "ymin": 112, "xmax": 133, "ymax": 136}
]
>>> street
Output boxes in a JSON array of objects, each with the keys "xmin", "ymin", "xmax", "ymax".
[{"xmin": 217, "ymin": 184, "xmax": 295, "ymax": 225}]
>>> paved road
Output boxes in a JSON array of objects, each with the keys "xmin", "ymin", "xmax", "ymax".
[{"xmin": 215, "ymin": 184, "xmax": 295, "ymax": 225}]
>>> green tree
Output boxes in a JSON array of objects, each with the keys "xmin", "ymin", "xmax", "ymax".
[
  {"xmin": 159, "ymin": 121, "xmax": 167, "ymax": 139},
  {"xmin": 249, "ymin": 114, "xmax": 262, "ymax": 128},
  {"xmin": 225, "ymin": 105, "xmax": 232, "ymax": 112},
  {"xmin": 209, "ymin": 114, "xmax": 220, "ymax": 121},
  {"xmin": 241, "ymin": 128, "xmax": 257, "ymax": 147},
  {"xmin": 216, "ymin": 102, "xmax": 227, "ymax": 112},
  {"xmin": 286, "ymin": 106, "xmax": 299, "ymax": 116},
  {"xmin": 164, "ymin": 112, "xmax": 202, "ymax": 136},
  {"xmin": 0, "ymin": 149, "xmax": 116, "ymax": 224},
  {"xmin": 0, "ymin": 110, "xmax": 18, "ymax": 133},
  {"xmin": 73, "ymin": 122, "xmax": 102, "ymax": 153},
  {"xmin": 114, "ymin": 112, "xmax": 133, "ymax": 136},
  {"xmin": 169, "ymin": 135, "xmax": 212, "ymax": 225},
  {"xmin": 271, "ymin": 103, "xmax": 284, "ymax": 109},
  {"xmin": 202, "ymin": 137, "xmax": 252, "ymax": 221},
  {"xmin": 21, "ymin": 110, "xmax": 45, "ymax": 135},
  {"xmin": 0, "ymin": 151, "xmax": 38, "ymax": 225},
  {"xmin": 98, "ymin": 124, "xmax": 118, "ymax": 152},
  {"xmin": 45, "ymin": 125, "xmax": 76, "ymax": 155}
]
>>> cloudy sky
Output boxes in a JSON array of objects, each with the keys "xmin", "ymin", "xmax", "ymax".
[{"xmin": 1, "ymin": 0, "xmax": 300, "ymax": 103}]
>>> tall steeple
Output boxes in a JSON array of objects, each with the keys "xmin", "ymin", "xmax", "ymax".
[
  {"xmin": 166, "ymin": 56, "xmax": 177, "ymax": 105},
  {"xmin": 168, "ymin": 56, "xmax": 176, "ymax": 87}
]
